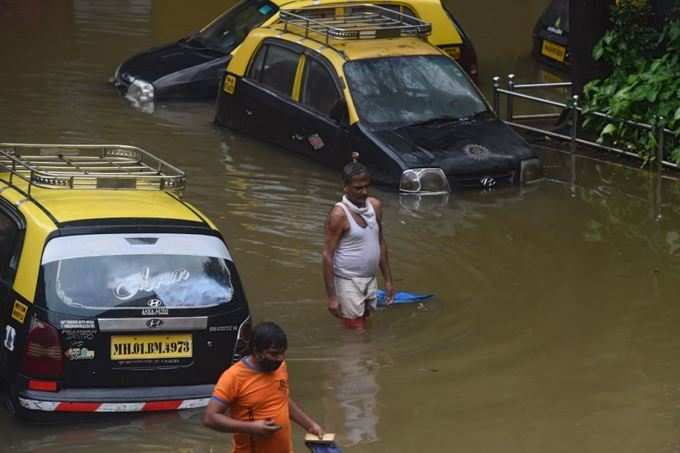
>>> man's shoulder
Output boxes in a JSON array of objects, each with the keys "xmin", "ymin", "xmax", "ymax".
[
  {"xmin": 327, "ymin": 204, "xmax": 348, "ymax": 227},
  {"xmin": 367, "ymin": 197, "xmax": 382, "ymax": 214}
]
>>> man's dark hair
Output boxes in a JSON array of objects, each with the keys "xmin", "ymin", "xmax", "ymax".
[
  {"xmin": 342, "ymin": 160, "xmax": 370, "ymax": 185},
  {"xmin": 250, "ymin": 321, "xmax": 287, "ymax": 353}
]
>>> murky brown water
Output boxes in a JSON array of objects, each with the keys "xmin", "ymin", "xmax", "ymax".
[{"xmin": 2, "ymin": 0, "xmax": 680, "ymax": 452}]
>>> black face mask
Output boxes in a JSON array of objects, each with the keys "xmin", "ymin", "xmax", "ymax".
[{"xmin": 257, "ymin": 357, "xmax": 283, "ymax": 373}]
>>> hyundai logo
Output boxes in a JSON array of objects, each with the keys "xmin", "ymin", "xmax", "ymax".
[
  {"xmin": 480, "ymin": 176, "xmax": 496, "ymax": 189},
  {"xmin": 146, "ymin": 298, "xmax": 162, "ymax": 307},
  {"xmin": 145, "ymin": 318, "xmax": 163, "ymax": 329}
]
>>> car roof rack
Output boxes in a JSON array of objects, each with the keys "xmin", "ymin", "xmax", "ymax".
[
  {"xmin": 0, "ymin": 143, "xmax": 186, "ymax": 197},
  {"xmin": 279, "ymin": 4, "xmax": 431, "ymax": 44}
]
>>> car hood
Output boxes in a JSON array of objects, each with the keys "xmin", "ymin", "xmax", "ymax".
[
  {"xmin": 118, "ymin": 39, "xmax": 224, "ymax": 83},
  {"xmin": 370, "ymin": 118, "xmax": 536, "ymax": 175}
]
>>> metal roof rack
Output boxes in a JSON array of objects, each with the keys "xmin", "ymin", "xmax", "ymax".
[
  {"xmin": 279, "ymin": 4, "xmax": 431, "ymax": 43},
  {"xmin": 0, "ymin": 143, "xmax": 186, "ymax": 197}
]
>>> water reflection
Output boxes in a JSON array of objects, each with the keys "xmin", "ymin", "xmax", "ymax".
[{"xmin": 324, "ymin": 332, "xmax": 381, "ymax": 448}]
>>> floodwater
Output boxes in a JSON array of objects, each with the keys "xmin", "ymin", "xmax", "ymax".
[{"xmin": 2, "ymin": 0, "xmax": 680, "ymax": 452}]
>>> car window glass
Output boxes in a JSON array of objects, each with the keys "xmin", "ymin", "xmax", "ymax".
[
  {"xmin": 40, "ymin": 234, "xmax": 236, "ymax": 314},
  {"xmin": 301, "ymin": 59, "xmax": 341, "ymax": 116},
  {"xmin": 259, "ymin": 45, "xmax": 299, "ymax": 96},
  {"xmin": 248, "ymin": 45, "xmax": 267, "ymax": 81},
  {"xmin": 198, "ymin": 0, "xmax": 279, "ymax": 52},
  {"xmin": 0, "ymin": 210, "xmax": 19, "ymax": 281},
  {"xmin": 344, "ymin": 55, "xmax": 487, "ymax": 129}
]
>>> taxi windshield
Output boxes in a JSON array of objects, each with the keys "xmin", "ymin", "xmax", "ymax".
[
  {"xmin": 196, "ymin": 0, "xmax": 278, "ymax": 52},
  {"xmin": 344, "ymin": 55, "xmax": 488, "ymax": 129},
  {"xmin": 40, "ymin": 233, "xmax": 234, "ymax": 313}
]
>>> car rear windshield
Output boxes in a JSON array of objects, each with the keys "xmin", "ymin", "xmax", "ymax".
[
  {"xmin": 344, "ymin": 55, "xmax": 488, "ymax": 129},
  {"xmin": 40, "ymin": 233, "xmax": 234, "ymax": 312},
  {"xmin": 198, "ymin": 0, "xmax": 278, "ymax": 52}
]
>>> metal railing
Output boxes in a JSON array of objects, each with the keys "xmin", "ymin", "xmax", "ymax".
[{"xmin": 492, "ymin": 74, "xmax": 678, "ymax": 172}]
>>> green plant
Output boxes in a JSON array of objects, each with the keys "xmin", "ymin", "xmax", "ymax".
[{"xmin": 582, "ymin": 0, "xmax": 680, "ymax": 165}]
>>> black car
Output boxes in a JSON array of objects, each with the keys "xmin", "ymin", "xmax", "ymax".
[
  {"xmin": 111, "ymin": 0, "xmax": 479, "ymax": 105},
  {"xmin": 532, "ymin": 0, "xmax": 570, "ymax": 70},
  {"xmin": 214, "ymin": 9, "xmax": 541, "ymax": 193}
]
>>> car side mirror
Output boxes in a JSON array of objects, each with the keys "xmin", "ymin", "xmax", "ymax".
[{"xmin": 329, "ymin": 99, "xmax": 349, "ymax": 126}]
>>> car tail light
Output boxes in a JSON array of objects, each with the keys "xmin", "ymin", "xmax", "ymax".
[
  {"xmin": 232, "ymin": 316, "xmax": 252, "ymax": 363},
  {"xmin": 28, "ymin": 379, "xmax": 58, "ymax": 392},
  {"xmin": 21, "ymin": 318, "xmax": 64, "ymax": 379}
]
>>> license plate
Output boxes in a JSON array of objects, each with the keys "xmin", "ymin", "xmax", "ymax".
[
  {"xmin": 111, "ymin": 334, "xmax": 192, "ymax": 360},
  {"xmin": 541, "ymin": 40, "xmax": 566, "ymax": 62}
]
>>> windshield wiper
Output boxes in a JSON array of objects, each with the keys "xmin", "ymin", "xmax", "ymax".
[{"xmin": 399, "ymin": 115, "xmax": 461, "ymax": 129}]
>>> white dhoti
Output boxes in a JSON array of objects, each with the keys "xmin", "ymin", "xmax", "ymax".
[{"xmin": 335, "ymin": 276, "xmax": 377, "ymax": 319}]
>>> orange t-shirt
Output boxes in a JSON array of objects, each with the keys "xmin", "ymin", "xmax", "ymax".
[{"xmin": 213, "ymin": 359, "xmax": 292, "ymax": 453}]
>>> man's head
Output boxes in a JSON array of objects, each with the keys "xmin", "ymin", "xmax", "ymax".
[
  {"xmin": 343, "ymin": 159, "xmax": 370, "ymax": 207},
  {"xmin": 250, "ymin": 321, "xmax": 287, "ymax": 372}
]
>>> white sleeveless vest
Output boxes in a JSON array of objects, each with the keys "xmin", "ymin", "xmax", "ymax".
[{"xmin": 333, "ymin": 201, "xmax": 381, "ymax": 279}]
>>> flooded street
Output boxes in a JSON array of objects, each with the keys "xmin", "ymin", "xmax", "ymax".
[{"xmin": 2, "ymin": 0, "xmax": 680, "ymax": 452}]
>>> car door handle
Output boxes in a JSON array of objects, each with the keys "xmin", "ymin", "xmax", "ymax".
[{"xmin": 291, "ymin": 133, "xmax": 304, "ymax": 141}]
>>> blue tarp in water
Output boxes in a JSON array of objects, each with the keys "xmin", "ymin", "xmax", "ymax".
[
  {"xmin": 308, "ymin": 444, "xmax": 342, "ymax": 453},
  {"xmin": 376, "ymin": 289, "xmax": 433, "ymax": 306}
]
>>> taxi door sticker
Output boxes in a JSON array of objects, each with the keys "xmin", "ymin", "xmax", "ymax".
[
  {"xmin": 224, "ymin": 75, "xmax": 237, "ymax": 95},
  {"xmin": 11, "ymin": 300, "xmax": 28, "ymax": 324},
  {"xmin": 4, "ymin": 325, "xmax": 15, "ymax": 351}
]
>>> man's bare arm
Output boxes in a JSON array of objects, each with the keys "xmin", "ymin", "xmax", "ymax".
[
  {"xmin": 322, "ymin": 206, "xmax": 347, "ymax": 317},
  {"xmin": 203, "ymin": 399, "xmax": 281, "ymax": 436},
  {"xmin": 369, "ymin": 197, "xmax": 394, "ymax": 304},
  {"xmin": 289, "ymin": 397, "xmax": 324, "ymax": 437}
]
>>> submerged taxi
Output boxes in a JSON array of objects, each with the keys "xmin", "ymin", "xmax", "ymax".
[
  {"xmin": 112, "ymin": 0, "xmax": 478, "ymax": 105},
  {"xmin": 0, "ymin": 144, "xmax": 251, "ymax": 418},
  {"xmin": 215, "ymin": 5, "xmax": 541, "ymax": 192}
]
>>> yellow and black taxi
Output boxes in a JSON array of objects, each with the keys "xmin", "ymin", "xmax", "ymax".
[
  {"xmin": 0, "ymin": 144, "xmax": 251, "ymax": 418},
  {"xmin": 214, "ymin": 5, "xmax": 541, "ymax": 192},
  {"xmin": 532, "ymin": 0, "xmax": 569, "ymax": 69},
  {"xmin": 112, "ymin": 0, "xmax": 478, "ymax": 105}
]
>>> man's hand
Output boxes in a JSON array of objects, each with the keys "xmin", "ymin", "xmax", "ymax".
[
  {"xmin": 249, "ymin": 419, "xmax": 282, "ymax": 437},
  {"xmin": 306, "ymin": 421, "xmax": 324, "ymax": 437},
  {"xmin": 384, "ymin": 281, "xmax": 395, "ymax": 305},
  {"xmin": 327, "ymin": 297, "xmax": 341, "ymax": 318}
]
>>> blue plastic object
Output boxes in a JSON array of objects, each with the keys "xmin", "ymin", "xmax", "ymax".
[
  {"xmin": 376, "ymin": 289, "xmax": 433, "ymax": 306},
  {"xmin": 308, "ymin": 444, "xmax": 342, "ymax": 453}
]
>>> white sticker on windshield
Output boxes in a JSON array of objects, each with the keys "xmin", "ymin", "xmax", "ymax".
[
  {"xmin": 4, "ymin": 325, "xmax": 15, "ymax": 351},
  {"xmin": 110, "ymin": 267, "xmax": 191, "ymax": 301}
]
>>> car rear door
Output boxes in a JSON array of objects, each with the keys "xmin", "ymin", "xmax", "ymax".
[
  {"xmin": 234, "ymin": 41, "xmax": 303, "ymax": 149},
  {"xmin": 0, "ymin": 202, "xmax": 24, "ymax": 381},
  {"xmin": 287, "ymin": 54, "xmax": 352, "ymax": 169}
]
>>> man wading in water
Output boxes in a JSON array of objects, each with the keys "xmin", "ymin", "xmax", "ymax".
[{"xmin": 322, "ymin": 153, "xmax": 395, "ymax": 328}]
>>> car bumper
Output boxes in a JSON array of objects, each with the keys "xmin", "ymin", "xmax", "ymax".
[{"xmin": 18, "ymin": 384, "xmax": 213, "ymax": 413}]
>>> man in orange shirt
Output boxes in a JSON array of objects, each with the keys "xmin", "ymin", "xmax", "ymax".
[{"xmin": 203, "ymin": 322, "xmax": 324, "ymax": 453}]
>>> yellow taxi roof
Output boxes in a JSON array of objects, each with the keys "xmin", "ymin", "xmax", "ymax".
[{"xmin": 0, "ymin": 177, "xmax": 205, "ymax": 226}]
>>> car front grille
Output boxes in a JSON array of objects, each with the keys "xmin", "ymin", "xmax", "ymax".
[{"xmin": 449, "ymin": 170, "xmax": 515, "ymax": 189}]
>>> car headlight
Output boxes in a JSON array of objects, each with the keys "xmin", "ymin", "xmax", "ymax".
[
  {"xmin": 399, "ymin": 168, "xmax": 450, "ymax": 194},
  {"xmin": 125, "ymin": 78, "xmax": 155, "ymax": 104},
  {"xmin": 520, "ymin": 158, "xmax": 542, "ymax": 184}
]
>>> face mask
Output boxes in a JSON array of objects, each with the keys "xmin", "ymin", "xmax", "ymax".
[{"xmin": 257, "ymin": 357, "xmax": 283, "ymax": 372}]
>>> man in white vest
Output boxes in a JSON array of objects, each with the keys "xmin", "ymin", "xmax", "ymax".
[{"xmin": 322, "ymin": 153, "xmax": 395, "ymax": 328}]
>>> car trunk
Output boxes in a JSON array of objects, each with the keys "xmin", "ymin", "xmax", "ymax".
[{"xmin": 55, "ymin": 307, "xmax": 247, "ymax": 388}]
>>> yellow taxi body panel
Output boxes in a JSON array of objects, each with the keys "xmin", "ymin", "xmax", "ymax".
[
  {"xmin": 0, "ymin": 175, "xmax": 213, "ymax": 303},
  {"xmin": 0, "ymin": 181, "xmax": 55, "ymax": 303},
  {"xmin": 227, "ymin": 27, "xmax": 443, "ymax": 125}
]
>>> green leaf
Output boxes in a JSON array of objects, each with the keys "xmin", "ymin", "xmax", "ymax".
[
  {"xmin": 674, "ymin": 106, "xmax": 680, "ymax": 121},
  {"xmin": 602, "ymin": 123, "xmax": 617, "ymax": 135}
]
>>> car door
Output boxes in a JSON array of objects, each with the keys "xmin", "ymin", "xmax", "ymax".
[
  {"xmin": 0, "ymin": 202, "xmax": 25, "ymax": 380},
  {"xmin": 234, "ymin": 40, "xmax": 303, "ymax": 149},
  {"xmin": 287, "ymin": 55, "xmax": 351, "ymax": 169}
]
